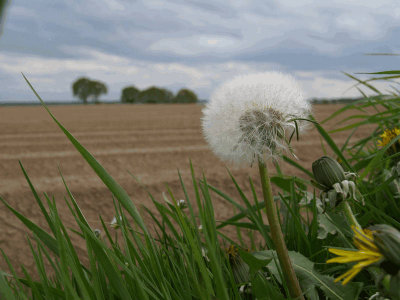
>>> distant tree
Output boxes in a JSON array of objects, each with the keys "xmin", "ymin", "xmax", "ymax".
[
  {"xmin": 138, "ymin": 86, "xmax": 173, "ymax": 103},
  {"xmin": 121, "ymin": 86, "xmax": 140, "ymax": 103},
  {"xmin": 72, "ymin": 78, "xmax": 91, "ymax": 104},
  {"xmin": 72, "ymin": 77, "xmax": 107, "ymax": 104},
  {"xmin": 90, "ymin": 80, "xmax": 108, "ymax": 103},
  {"xmin": 173, "ymin": 88, "xmax": 198, "ymax": 103}
]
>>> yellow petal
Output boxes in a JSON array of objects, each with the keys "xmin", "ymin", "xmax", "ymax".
[
  {"xmin": 328, "ymin": 248, "xmax": 358, "ymax": 256},
  {"xmin": 353, "ymin": 227, "xmax": 378, "ymax": 251},
  {"xmin": 334, "ymin": 267, "xmax": 361, "ymax": 285},
  {"xmin": 342, "ymin": 268, "xmax": 362, "ymax": 285},
  {"xmin": 351, "ymin": 256, "xmax": 382, "ymax": 269},
  {"xmin": 327, "ymin": 253, "xmax": 380, "ymax": 264},
  {"xmin": 353, "ymin": 239, "xmax": 378, "ymax": 252},
  {"xmin": 328, "ymin": 247, "xmax": 379, "ymax": 256}
]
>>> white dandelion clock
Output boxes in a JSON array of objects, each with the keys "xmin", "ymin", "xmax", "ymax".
[
  {"xmin": 202, "ymin": 72, "xmax": 311, "ymax": 165},
  {"xmin": 202, "ymin": 71, "xmax": 309, "ymax": 298}
]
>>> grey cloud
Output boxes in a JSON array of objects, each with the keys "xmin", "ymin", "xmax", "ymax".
[{"xmin": 1, "ymin": 0, "xmax": 400, "ymax": 101}]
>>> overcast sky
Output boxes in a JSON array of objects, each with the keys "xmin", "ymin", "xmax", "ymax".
[{"xmin": 1, "ymin": 0, "xmax": 400, "ymax": 102}]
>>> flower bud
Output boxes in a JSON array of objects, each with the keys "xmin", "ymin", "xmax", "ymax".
[
  {"xmin": 94, "ymin": 229, "xmax": 101, "ymax": 238},
  {"xmin": 388, "ymin": 271, "xmax": 400, "ymax": 299},
  {"xmin": 312, "ymin": 156, "xmax": 346, "ymax": 189},
  {"xmin": 110, "ymin": 216, "xmax": 122, "ymax": 229},
  {"xmin": 226, "ymin": 245, "xmax": 250, "ymax": 285},
  {"xmin": 370, "ymin": 224, "xmax": 400, "ymax": 271},
  {"xmin": 176, "ymin": 199, "xmax": 187, "ymax": 209}
]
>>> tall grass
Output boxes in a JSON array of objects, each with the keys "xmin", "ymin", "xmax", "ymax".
[{"xmin": 0, "ymin": 71, "xmax": 399, "ymax": 299}]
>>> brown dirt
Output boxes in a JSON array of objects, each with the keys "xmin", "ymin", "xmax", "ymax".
[{"xmin": 0, "ymin": 103, "xmax": 373, "ymax": 273}]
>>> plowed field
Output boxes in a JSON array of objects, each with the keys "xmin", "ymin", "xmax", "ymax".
[{"xmin": 0, "ymin": 103, "xmax": 371, "ymax": 272}]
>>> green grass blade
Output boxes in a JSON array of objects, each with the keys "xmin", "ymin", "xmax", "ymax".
[
  {"xmin": 0, "ymin": 272, "xmax": 18, "ymax": 300},
  {"xmin": 282, "ymin": 155, "xmax": 314, "ymax": 178},
  {"xmin": 311, "ymin": 116, "xmax": 353, "ymax": 171},
  {"xmin": 0, "ymin": 197, "xmax": 59, "ymax": 256},
  {"xmin": 22, "ymin": 73, "xmax": 148, "ymax": 234}
]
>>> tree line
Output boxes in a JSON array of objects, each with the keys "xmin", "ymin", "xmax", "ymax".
[{"xmin": 72, "ymin": 77, "xmax": 198, "ymax": 104}]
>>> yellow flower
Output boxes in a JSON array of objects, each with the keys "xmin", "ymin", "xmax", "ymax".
[
  {"xmin": 378, "ymin": 128, "xmax": 400, "ymax": 147},
  {"xmin": 225, "ymin": 245, "xmax": 239, "ymax": 259},
  {"xmin": 327, "ymin": 226, "xmax": 383, "ymax": 285}
]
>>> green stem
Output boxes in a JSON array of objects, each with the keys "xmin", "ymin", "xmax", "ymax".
[
  {"xmin": 343, "ymin": 200, "xmax": 362, "ymax": 229},
  {"xmin": 258, "ymin": 159, "xmax": 304, "ymax": 300}
]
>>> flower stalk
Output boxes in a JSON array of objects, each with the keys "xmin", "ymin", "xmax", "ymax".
[
  {"xmin": 343, "ymin": 201, "xmax": 362, "ymax": 230},
  {"xmin": 258, "ymin": 158, "xmax": 304, "ymax": 300}
]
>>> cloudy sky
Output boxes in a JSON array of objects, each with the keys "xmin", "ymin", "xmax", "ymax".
[{"xmin": 1, "ymin": 0, "xmax": 400, "ymax": 102}]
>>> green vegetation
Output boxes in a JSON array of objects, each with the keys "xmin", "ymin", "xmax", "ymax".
[
  {"xmin": 137, "ymin": 86, "xmax": 174, "ymax": 104},
  {"xmin": 1, "ymin": 70, "xmax": 400, "ymax": 299},
  {"xmin": 310, "ymin": 97, "xmax": 363, "ymax": 104},
  {"xmin": 0, "ymin": 0, "xmax": 8, "ymax": 36},
  {"xmin": 120, "ymin": 85, "xmax": 199, "ymax": 104},
  {"xmin": 72, "ymin": 77, "xmax": 108, "ymax": 104},
  {"xmin": 172, "ymin": 88, "xmax": 198, "ymax": 103},
  {"xmin": 121, "ymin": 86, "xmax": 140, "ymax": 103}
]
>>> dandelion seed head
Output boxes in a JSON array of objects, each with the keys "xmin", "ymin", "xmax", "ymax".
[
  {"xmin": 202, "ymin": 71, "xmax": 311, "ymax": 165},
  {"xmin": 176, "ymin": 199, "xmax": 186, "ymax": 209},
  {"xmin": 94, "ymin": 229, "xmax": 101, "ymax": 238},
  {"xmin": 110, "ymin": 216, "xmax": 122, "ymax": 229}
]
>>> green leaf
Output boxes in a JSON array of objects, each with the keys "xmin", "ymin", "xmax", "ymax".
[
  {"xmin": 270, "ymin": 176, "xmax": 307, "ymax": 192},
  {"xmin": 252, "ymin": 273, "xmax": 286, "ymax": 300},
  {"xmin": 311, "ymin": 116, "xmax": 353, "ymax": 171},
  {"xmin": 0, "ymin": 272, "xmax": 18, "ymax": 300},
  {"xmin": 19, "ymin": 161, "xmax": 57, "ymax": 235},
  {"xmin": 343, "ymin": 72, "xmax": 382, "ymax": 95},
  {"xmin": 317, "ymin": 213, "xmax": 338, "ymax": 240},
  {"xmin": 360, "ymin": 70, "xmax": 400, "ymax": 75},
  {"xmin": 0, "ymin": 197, "xmax": 59, "ymax": 256},
  {"xmin": 79, "ymin": 222, "xmax": 133, "ymax": 299},
  {"xmin": 254, "ymin": 250, "xmax": 362, "ymax": 300},
  {"xmin": 22, "ymin": 74, "xmax": 148, "ymax": 234},
  {"xmin": 282, "ymin": 155, "xmax": 314, "ymax": 178},
  {"xmin": 238, "ymin": 249, "xmax": 271, "ymax": 277}
]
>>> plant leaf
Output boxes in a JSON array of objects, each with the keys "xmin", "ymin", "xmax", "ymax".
[
  {"xmin": 22, "ymin": 73, "xmax": 148, "ymax": 234},
  {"xmin": 253, "ymin": 250, "xmax": 362, "ymax": 300}
]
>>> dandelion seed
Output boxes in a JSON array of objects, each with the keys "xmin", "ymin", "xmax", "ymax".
[
  {"xmin": 202, "ymin": 72, "xmax": 311, "ymax": 165},
  {"xmin": 239, "ymin": 284, "xmax": 246, "ymax": 293},
  {"xmin": 94, "ymin": 229, "xmax": 101, "ymax": 238},
  {"xmin": 176, "ymin": 199, "xmax": 186, "ymax": 208},
  {"xmin": 110, "ymin": 216, "xmax": 122, "ymax": 229},
  {"xmin": 201, "ymin": 247, "xmax": 210, "ymax": 262}
]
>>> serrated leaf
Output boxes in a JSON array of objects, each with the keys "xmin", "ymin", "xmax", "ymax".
[
  {"xmin": 252, "ymin": 273, "xmax": 285, "ymax": 300},
  {"xmin": 238, "ymin": 249, "xmax": 271, "ymax": 277},
  {"xmin": 253, "ymin": 250, "xmax": 362, "ymax": 300},
  {"xmin": 317, "ymin": 213, "xmax": 338, "ymax": 239}
]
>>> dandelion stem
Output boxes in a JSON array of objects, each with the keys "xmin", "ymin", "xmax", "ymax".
[
  {"xmin": 258, "ymin": 158, "xmax": 304, "ymax": 300},
  {"xmin": 343, "ymin": 200, "xmax": 362, "ymax": 229}
]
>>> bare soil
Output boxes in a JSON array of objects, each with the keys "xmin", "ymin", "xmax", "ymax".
[{"xmin": 0, "ymin": 103, "xmax": 372, "ymax": 273}]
